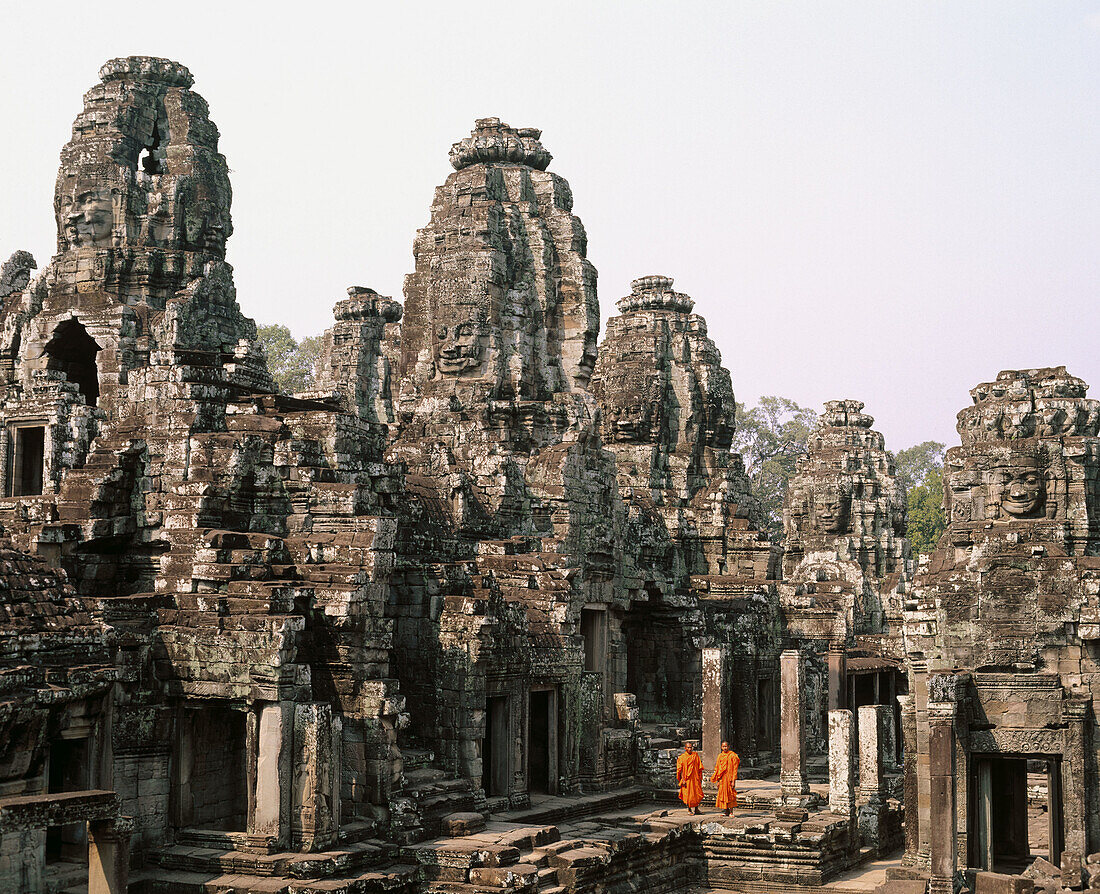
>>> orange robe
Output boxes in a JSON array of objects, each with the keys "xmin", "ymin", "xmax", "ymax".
[
  {"xmin": 676, "ymin": 750, "xmax": 704, "ymax": 809},
  {"xmin": 711, "ymin": 750, "xmax": 740, "ymax": 809}
]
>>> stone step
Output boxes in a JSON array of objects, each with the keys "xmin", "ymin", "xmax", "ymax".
[
  {"xmin": 135, "ymin": 862, "xmax": 418, "ymax": 894},
  {"xmin": 401, "ymin": 746, "xmax": 437, "ymax": 771},
  {"xmin": 146, "ymin": 837, "xmax": 388, "ymax": 879},
  {"xmin": 492, "ymin": 786, "xmax": 648, "ymax": 826},
  {"xmin": 404, "ymin": 766, "xmax": 449, "ymax": 786}
]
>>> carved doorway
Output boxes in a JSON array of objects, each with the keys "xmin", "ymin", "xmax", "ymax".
[
  {"xmin": 482, "ymin": 695, "xmax": 510, "ymax": 797},
  {"xmin": 528, "ymin": 687, "xmax": 558, "ymax": 796},
  {"xmin": 44, "ymin": 318, "xmax": 100, "ymax": 406},
  {"xmin": 970, "ymin": 755, "xmax": 1063, "ymax": 873}
]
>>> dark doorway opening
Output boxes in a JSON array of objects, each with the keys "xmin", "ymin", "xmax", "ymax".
[
  {"xmin": 46, "ymin": 736, "xmax": 91, "ymax": 867},
  {"xmin": 581, "ymin": 608, "xmax": 606, "ymax": 673},
  {"xmin": 45, "ymin": 319, "xmax": 100, "ymax": 406},
  {"xmin": 624, "ymin": 601, "xmax": 692, "ymax": 723},
  {"xmin": 756, "ymin": 678, "xmax": 775, "ymax": 752},
  {"xmin": 9, "ymin": 424, "xmax": 45, "ymax": 496},
  {"xmin": 482, "ymin": 696, "xmax": 510, "ymax": 797},
  {"xmin": 529, "ymin": 690, "xmax": 551, "ymax": 794},
  {"xmin": 971, "ymin": 755, "xmax": 1063, "ymax": 873},
  {"xmin": 177, "ymin": 704, "xmax": 248, "ymax": 831}
]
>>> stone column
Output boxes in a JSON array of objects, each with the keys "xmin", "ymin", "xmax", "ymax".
[
  {"xmin": 898, "ymin": 694, "xmax": 919, "ymax": 862},
  {"xmin": 292, "ymin": 703, "xmax": 342, "ymax": 851},
  {"xmin": 780, "ymin": 649, "xmax": 808, "ymax": 801},
  {"xmin": 88, "ymin": 817, "xmax": 131, "ymax": 894},
  {"xmin": 827, "ymin": 650, "xmax": 847, "ymax": 712},
  {"xmin": 828, "ymin": 709, "xmax": 856, "ymax": 818},
  {"xmin": 927, "ymin": 695, "xmax": 958, "ymax": 894},
  {"xmin": 911, "ymin": 660, "xmax": 932, "ymax": 864},
  {"xmin": 882, "ymin": 700, "xmax": 898, "ymax": 773},
  {"xmin": 702, "ymin": 647, "xmax": 728, "ymax": 770},
  {"xmin": 251, "ymin": 701, "xmax": 293, "ymax": 847},
  {"xmin": 1062, "ymin": 699, "xmax": 1088, "ymax": 864},
  {"xmin": 858, "ymin": 704, "xmax": 889, "ymax": 853}
]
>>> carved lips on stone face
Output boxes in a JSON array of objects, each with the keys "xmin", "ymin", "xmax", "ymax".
[
  {"xmin": 64, "ymin": 185, "xmax": 113, "ymax": 247},
  {"xmin": 435, "ymin": 320, "xmax": 485, "ymax": 375}
]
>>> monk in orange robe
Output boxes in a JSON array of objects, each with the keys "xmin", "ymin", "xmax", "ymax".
[
  {"xmin": 676, "ymin": 741, "xmax": 704, "ymax": 814},
  {"xmin": 711, "ymin": 741, "xmax": 740, "ymax": 815}
]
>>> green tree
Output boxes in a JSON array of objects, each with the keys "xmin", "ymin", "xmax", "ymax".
[
  {"xmin": 890, "ymin": 440, "xmax": 947, "ymax": 556},
  {"xmin": 907, "ymin": 466, "xmax": 946, "ymax": 556},
  {"xmin": 732, "ymin": 396, "xmax": 818, "ymax": 538},
  {"xmin": 255, "ymin": 324, "xmax": 322, "ymax": 393},
  {"xmin": 893, "ymin": 440, "xmax": 945, "ymax": 493}
]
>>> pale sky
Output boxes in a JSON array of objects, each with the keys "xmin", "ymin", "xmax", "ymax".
[{"xmin": 3, "ymin": 2, "xmax": 1099, "ymax": 450}]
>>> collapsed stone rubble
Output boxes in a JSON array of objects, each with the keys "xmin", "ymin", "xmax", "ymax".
[{"xmin": 0, "ymin": 57, "xmax": 1095, "ymax": 894}]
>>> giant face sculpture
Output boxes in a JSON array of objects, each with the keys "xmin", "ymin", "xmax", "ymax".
[
  {"xmin": 815, "ymin": 488, "xmax": 852, "ymax": 534},
  {"xmin": 435, "ymin": 320, "xmax": 485, "ymax": 375},
  {"xmin": 994, "ymin": 455, "xmax": 1045, "ymax": 518},
  {"xmin": 63, "ymin": 184, "xmax": 114, "ymax": 247}
]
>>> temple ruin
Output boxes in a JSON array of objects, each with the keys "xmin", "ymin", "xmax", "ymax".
[{"xmin": 0, "ymin": 56, "xmax": 1097, "ymax": 894}]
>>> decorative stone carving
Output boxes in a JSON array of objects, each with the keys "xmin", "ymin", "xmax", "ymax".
[{"xmin": 0, "ymin": 251, "xmax": 36, "ymax": 300}]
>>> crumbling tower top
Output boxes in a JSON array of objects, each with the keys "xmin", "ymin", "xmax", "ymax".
[
  {"xmin": 98, "ymin": 56, "xmax": 194, "ymax": 87},
  {"xmin": 616, "ymin": 275, "xmax": 695, "ymax": 314},
  {"xmin": 448, "ymin": 118, "xmax": 552, "ymax": 171}
]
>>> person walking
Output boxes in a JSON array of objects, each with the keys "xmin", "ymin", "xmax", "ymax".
[
  {"xmin": 711, "ymin": 741, "xmax": 740, "ymax": 816},
  {"xmin": 676, "ymin": 741, "xmax": 704, "ymax": 814}
]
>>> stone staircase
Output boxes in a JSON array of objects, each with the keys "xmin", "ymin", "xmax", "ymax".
[
  {"xmin": 397, "ymin": 745, "xmax": 483, "ymax": 844},
  {"xmin": 137, "ymin": 822, "xmax": 419, "ymax": 893}
]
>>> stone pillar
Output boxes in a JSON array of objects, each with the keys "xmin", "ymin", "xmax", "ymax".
[
  {"xmin": 858, "ymin": 704, "xmax": 889, "ymax": 853},
  {"xmin": 780, "ymin": 649, "xmax": 808, "ymax": 801},
  {"xmin": 911, "ymin": 660, "xmax": 932, "ymax": 864},
  {"xmin": 927, "ymin": 694, "xmax": 958, "ymax": 894},
  {"xmin": 898, "ymin": 694, "xmax": 919, "ymax": 862},
  {"xmin": 702, "ymin": 647, "xmax": 728, "ymax": 770},
  {"xmin": 882, "ymin": 699, "xmax": 898, "ymax": 773},
  {"xmin": 88, "ymin": 817, "xmax": 131, "ymax": 894},
  {"xmin": 827, "ymin": 650, "xmax": 847, "ymax": 712},
  {"xmin": 1062, "ymin": 699, "xmax": 1088, "ymax": 864},
  {"xmin": 292, "ymin": 703, "xmax": 342, "ymax": 851},
  {"xmin": 828, "ymin": 709, "xmax": 856, "ymax": 818},
  {"xmin": 251, "ymin": 701, "xmax": 293, "ymax": 847}
]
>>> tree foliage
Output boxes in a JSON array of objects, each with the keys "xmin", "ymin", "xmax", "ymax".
[
  {"xmin": 893, "ymin": 440, "xmax": 945, "ymax": 493},
  {"xmin": 732, "ymin": 396, "xmax": 818, "ymax": 538},
  {"xmin": 891, "ymin": 440, "xmax": 947, "ymax": 556},
  {"xmin": 255, "ymin": 324, "xmax": 322, "ymax": 394}
]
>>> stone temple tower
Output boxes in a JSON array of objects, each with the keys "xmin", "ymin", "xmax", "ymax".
[
  {"xmin": 391, "ymin": 117, "xmax": 605, "ymax": 536},
  {"xmin": 779, "ymin": 400, "xmax": 912, "ymax": 758},
  {"xmin": 591, "ymin": 274, "xmax": 773, "ymax": 580},
  {"xmin": 900, "ymin": 367, "xmax": 1100, "ymax": 884}
]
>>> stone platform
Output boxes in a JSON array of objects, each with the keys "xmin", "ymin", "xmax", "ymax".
[{"xmin": 131, "ymin": 782, "xmax": 893, "ymax": 894}]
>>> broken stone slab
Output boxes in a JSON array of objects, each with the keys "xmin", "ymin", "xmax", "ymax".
[
  {"xmin": 1026, "ymin": 856, "xmax": 1062, "ymax": 880},
  {"xmin": 439, "ymin": 812, "xmax": 486, "ymax": 837},
  {"xmin": 974, "ymin": 872, "xmax": 1035, "ymax": 894},
  {"xmin": 468, "ymin": 862, "xmax": 538, "ymax": 889}
]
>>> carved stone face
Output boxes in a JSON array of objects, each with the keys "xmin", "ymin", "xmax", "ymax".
[
  {"xmin": 612, "ymin": 404, "xmax": 645, "ymax": 442},
  {"xmin": 64, "ymin": 185, "xmax": 113, "ymax": 247},
  {"xmin": 436, "ymin": 320, "xmax": 484, "ymax": 374},
  {"xmin": 816, "ymin": 490, "xmax": 851, "ymax": 534},
  {"xmin": 999, "ymin": 460, "xmax": 1044, "ymax": 517}
]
